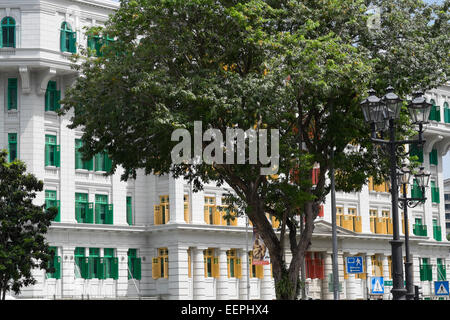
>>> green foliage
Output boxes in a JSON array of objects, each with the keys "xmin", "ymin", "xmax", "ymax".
[{"xmin": 0, "ymin": 150, "xmax": 56, "ymax": 300}]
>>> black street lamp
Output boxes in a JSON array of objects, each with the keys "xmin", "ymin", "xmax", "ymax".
[
  {"xmin": 397, "ymin": 164, "xmax": 431, "ymax": 300},
  {"xmin": 361, "ymin": 87, "xmax": 431, "ymax": 300}
]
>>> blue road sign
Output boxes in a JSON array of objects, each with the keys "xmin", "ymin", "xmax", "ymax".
[
  {"xmin": 434, "ymin": 281, "xmax": 449, "ymax": 296},
  {"xmin": 371, "ymin": 277, "xmax": 384, "ymax": 294},
  {"xmin": 346, "ymin": 256, "xmax": 363, "ymax": 274}
]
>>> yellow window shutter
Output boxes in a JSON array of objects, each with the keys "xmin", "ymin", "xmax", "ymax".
[
  {"xmin": 184, "ymin": 204, "xmax": 189, "ymax": 223},
  {"xmin": 256, "ymin": 264, "xmax": 264, "ymax": 279},
  {"xmin": 164, "ymin": 257, "xmax": 169, "ymax": 278},
  {"xmin": 213, "ymin": 257, "xmax": 220, "ymax": 278},
  {"xmin": 204, "ymin": 207, "xmax": 210, "ymax": 224},
  {"xmin": 152, "ymin": 257, "xmax": 161, "ymax": 279},
  {"xmin": 213, "ymin": 206, "xmax": 220, "ymax": 225},
  {"xmin": 227, "ymin": 257, "xmax": 230, "ymax": 278},
  {"xmin": 154, "ymin": 205, "xmax": 161, "ymax": 225},
  {"xmin": 235, "ymin": 258, "xmax": 242, "ymax": 279},
  {"xmin": 369, "ymin": 177, "xmax": 374, "ymax": 191},
  {"xmin": 165, "ymin": 204, "xmax": 170, "ymax": 224},
  {"xmin": 187, "ymin": 250, "xmax": 191, "ymax": 278}
]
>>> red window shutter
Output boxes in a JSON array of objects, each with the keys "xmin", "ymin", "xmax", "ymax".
[
  {"xmin": 312, "ymin": 168, "xmax": 320, "ymax": 185},
  {"xmin": 318, "ymin": 205, "xmax": 324, "ymax": 217},
  {"xmin": 305, "ymin": 252, "xmax": 312, "ymax": 279}
]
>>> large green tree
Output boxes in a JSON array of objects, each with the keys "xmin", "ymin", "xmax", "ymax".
[
  {"xmin": 0, "ymin": 151, "xmax": 57, "ymax": 300},
  {"xmin": 61, "ymin": 0, "xmax": 449, "ymax": 299}
]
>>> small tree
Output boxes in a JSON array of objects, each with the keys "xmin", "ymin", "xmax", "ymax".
[{"xmin": 0, "ymin": 150, "xmax": 57, "ymax": 300}]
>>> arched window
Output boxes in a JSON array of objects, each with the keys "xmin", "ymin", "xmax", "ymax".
[
  {"xmin": 1, "ymin": 17, "xmax": 16, "ymax": 48},
  {"xmin": 429, "ymin": 99, "xmax": 441, "ymax": 122},
  {"xmin": 60, "ymin": 22, "xmax": 76, "ymax": 53}
]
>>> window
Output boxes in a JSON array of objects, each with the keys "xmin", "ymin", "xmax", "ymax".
[
  {"xmin": 75, "ymin": 139, "xmax": 93, "ymax": 170},
  {"xmin": 95, "ymin": 194, "xmax": 113, "ymax": 224},
  {"xmin": 45, "ymin": 190, "xmax": 60, "ymax": 222},
  {"xmin": 128, "ymin": 249, "xmax": 141, "ymax": 280},
  {"xmin": 226, "ymin": 249, "xmax": 242, "ymax": 278},
  {"xmin": 126, "ymin": 196, "xmax": 133, "ymax": 225},
  {"xmin": 8, "ymin": 133, "xmax": 17, "ymax": 162},
  {"xmin": 410, "ymin": 143, "xmax": 423, "ymax": 163},
  {"xmin": 203, "ymin": 249, "xmax": 219, "ymax": 278},
  {"xmin": 1, "ymin": 17, "xmax": 15, "ymax": 48},
  {"xmin": 413, "ymin": 218, "xmax": 427, "ymax": 236},
  {"xmin": 46, "ymin": 247, "xmax": 61, "ymax": 279},
  {"xmin": 204, "ymin": 196, "xmax": 216, "ymax": 225},
  {"xmin": 368, "ymin": 177, "xmax": 389, "ymax": 192},
  {"xmin": 103, "ymin": 248, "xmax": 118, "ymax": 279},
  {"xmin": 45, "ymin": 135, "xmax": 60, "ymax": 167},
  {"xmin": 154, "ymin": 195, "xmax": 169, "ymax": 225},
  {"xmin": 304, "ymin": 252, "xmax": 324, "ymax": 280},
  {"xmin": 249, "ymin": 251, "xmax": 265, "ymax": 279},
  {"xmin": 88, "ymin": 248, "xmax": 101, "ymax": 279},
  {"xmin": 371, "ymin": 255, "xmax": 383, "ymax": 277},
  {"xmin": 87, "ymin": 34, "xmax": 114, "ymax": 57},
  {"xmin": 45, "ymin": 81, "xmax": 61, "ymax": 112},
  {"xmin": 420, "ymin": 258, "xmax": 432, "ymax": 281},
  {"xmin": 429, "ymin": 99, "xmax": 441, "ymax": 122},
  {"xmin": 60, "ymin": 22, "xmax": 76, "ymax": 53},
  {"xmin": 7, "ymin": 78, "xmax": 17, "ymax": 110},
  {"xmin": 74, "ymin": 247, "xmax": 87, "ymax": 279},
  {"xmin": 94, "ymin": 151, "xmax": 112, "ymax": 172},
  {"xmin": 152, "ymin": 248, "xmax": 168, "ymax": 279},
  {"xmin": 75, "ymin": 193, "xmax": 93, "ymax": 223}
]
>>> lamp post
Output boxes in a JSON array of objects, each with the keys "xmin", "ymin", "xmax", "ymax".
[
  {"xmin": 361, "ymin": 88, "xmax": 431, "ymax": 300},
  {"xmin": 397, "ymin": 165, "xmax": 430, "ymax": 300}
]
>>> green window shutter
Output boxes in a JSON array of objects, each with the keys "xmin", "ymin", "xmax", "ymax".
[
  {"xmin": 85, "ymin": 158, "xmax": 94, "ymax": 171},
  {"xmin": 106, "ymin": 204, "xmax": 114, "ymax": 225},
  {"xmin": 105, "ymin": 154, "xmax": 112, "ymax": 172},
  {"xmin": 7, "ymin": 78, "xmax": 17, "ymax": 110},
  {"xmin": 410, "ymin": 143, "xmax": 423, "ymax": 163},
  {"xmin": 54, "ymin": 255, "xmax": 61, "ymax": 279},
  {"xmin": 60, "ymin": 29, "xmax": 66, "ymax": 51},
  {"xmin": 429, "ymin": 149, "xmax": 438, "ymax": 166},
  {"xmin": 8, "ymin": 133, "xmax": 17, "ymax": 162},
  {"xmin": 98, "ymin": 257, "xmax": 105, "ymax": 279},
  {"xmin": 134, "ymin": 258, "xmax": 141, "ymax": 280},
  {"xmin": 69, "ymin": 31, "xmax": 76, "ymax": 53},
  {"xmin": 112, "ymin": 257, "xmax": 119, "ymax": 280}
]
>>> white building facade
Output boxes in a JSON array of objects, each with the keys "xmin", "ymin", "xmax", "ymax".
[{"xmin": 1, "ymin": 0, "xmax": 449, "ymax": 300}]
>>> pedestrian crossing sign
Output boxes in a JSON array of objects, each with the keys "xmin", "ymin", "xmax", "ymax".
[
  {"xmin": 434, "ymin": 281, "xmax": 449, "ymax": 296},
  {"xmin": 371, "ymin": 277, "xmax": 384, "ymax": 294}
]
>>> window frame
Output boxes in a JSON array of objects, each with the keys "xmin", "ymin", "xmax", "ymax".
[{"xmin": 1, "ymin": 17, "xmax": 15, "ymax": 48}]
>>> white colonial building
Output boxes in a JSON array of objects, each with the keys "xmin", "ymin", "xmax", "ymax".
[{"xmin": 1, "ymin": 0, "xmax": 449, "ymax": 300}]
